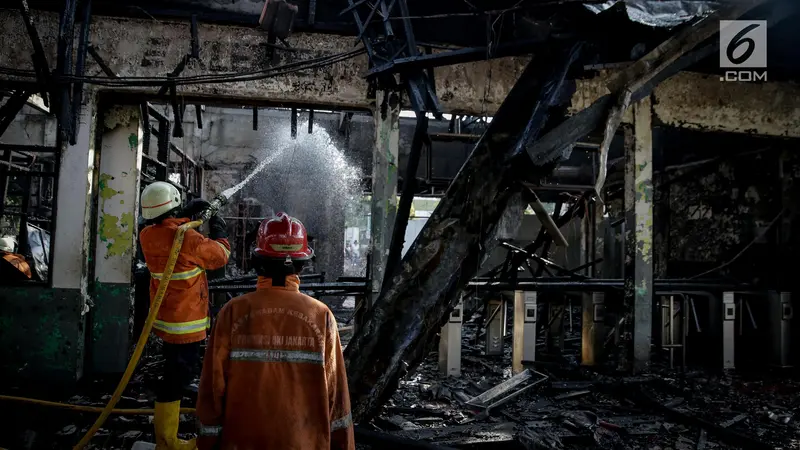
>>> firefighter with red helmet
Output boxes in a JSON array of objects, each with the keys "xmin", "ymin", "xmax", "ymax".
[{"xmin": 196, "ymin": 212, "xmax": 355, "ymax": 450}]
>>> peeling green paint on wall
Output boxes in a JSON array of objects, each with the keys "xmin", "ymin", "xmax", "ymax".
[
  {"xmin": 99, "ymin": 212, "xmax": 135, "ymax": 258},
  {"xmin": 36, "ymin": 315, "xmax": 63, "ymax": 364},
  {"xmin": 128, "ymin": 133, "xmax": 138, "ymax": 151},
  {"xmin": 0, "ymin": 287, "xmax": 85, "ymax": 380},
  {"xmin": 99, "ymin": 173, "xmax": 123, "ymax": 200}
]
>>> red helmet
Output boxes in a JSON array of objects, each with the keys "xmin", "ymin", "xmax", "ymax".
[{"xmin": 254, "ymin": 212, "xmax": 314, "ymax": 260}]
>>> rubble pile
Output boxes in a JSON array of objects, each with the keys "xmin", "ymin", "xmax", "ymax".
[{"xmin": 357, "ymin": 307, "xmax": 800, "ymax": 449}]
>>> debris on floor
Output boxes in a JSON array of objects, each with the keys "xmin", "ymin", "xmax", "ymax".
[
  {"xmin": 2, "ymin": 305, "xmax": 799, "ymax": 449},
  {"xmin": 354, "ymin": 307, "xmax": 800, "ymax": 449}
]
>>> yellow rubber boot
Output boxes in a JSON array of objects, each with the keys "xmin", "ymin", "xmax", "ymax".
[{"xmin": 154, "ymin": 401, "xmax": 197, "ymax": 450}]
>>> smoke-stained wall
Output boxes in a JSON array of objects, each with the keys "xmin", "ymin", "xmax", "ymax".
[{"xmin": 195, "ymin": 108, "xmax": 370, "ymax": 281}]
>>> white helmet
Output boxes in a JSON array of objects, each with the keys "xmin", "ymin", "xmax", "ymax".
[
  {"xmin": 0, "ymin": 236, "xmax": 16, "ymax": 253},
  {"xmin": 141, "ymin": 181, "xmax": 182, "ymax": 220}
]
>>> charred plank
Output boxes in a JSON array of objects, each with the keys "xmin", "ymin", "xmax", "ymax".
[{"xmin": 344, "ymin": 42, "xmax": 585, "ymax": 422}]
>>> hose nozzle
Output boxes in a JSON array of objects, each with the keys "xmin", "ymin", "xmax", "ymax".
[{"xmin": 199, "ymin": 194, "xmax": 229, "ymax": 222}]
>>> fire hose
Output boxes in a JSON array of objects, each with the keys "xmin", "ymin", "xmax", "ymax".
[
  {"xmin": 72, "ymin": 196, "xmax": 226, "ymax": 449},
  {"xmin": 0, "ymin": 195, "xmax": 226, "ymax": 449}
]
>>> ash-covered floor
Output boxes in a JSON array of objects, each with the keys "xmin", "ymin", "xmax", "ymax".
[
  {"xmin": 1, "ymin": 303, "xmax": 799, "ymax": 450},
  {"xmin": 353, "ymin": 306, "xmax": 800, "ymax": 450}
]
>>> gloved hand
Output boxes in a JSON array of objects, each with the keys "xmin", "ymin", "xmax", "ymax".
[
  {"xmin": 182, "ymin": 198, "xmax": 211, "ymax": 218},
  {"xmin": 209, "ymin": 214, "xmax": 228, "ymax": 240}
]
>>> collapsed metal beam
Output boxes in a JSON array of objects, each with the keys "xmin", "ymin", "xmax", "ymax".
[
  {"xmin": 367, "ymin": 39, "xmax": 548, "ymax": 78},
  {"xmin": 524, "ymin": 187, "xmax": 567, "ymax": 247},
  {"xmin": 344, "ymin": 42, "xmax": 584, "ymax": 423}
]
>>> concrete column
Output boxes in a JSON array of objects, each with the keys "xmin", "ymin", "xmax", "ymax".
[
  {"xmin": 624, "ymin": 96, "xmax": 654, "ymax": 373},
  {"xmin": 513, "ymin": 291, "xmax": 537, "ymax": 374},
  {"xmin": 91, "ymin": 105, "xmax": 144, "ymax": 373},
  {"xmin": 0, "ymin": 98, "xmax": 98, "ymax": 382},
  {"xmin": 53, "ymin": 96, "xmax": 98, "ymax": 294},
  {"xmin": 438, "ymin": 300, "xmax": 463, "ymax": 377},
  {"xmin": 369, "ymin": 90, "xmax": 400, "ymax": 305}
]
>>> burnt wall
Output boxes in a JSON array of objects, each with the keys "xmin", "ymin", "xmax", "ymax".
[{"xmin": 657, "ymin": 128, "xmax": 795, "ymax": 285}]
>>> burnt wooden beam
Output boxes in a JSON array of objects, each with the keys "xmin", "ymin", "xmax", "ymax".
[{"xmin": 344, "ymin": 42, "xmax": 584, "ymax": 423}]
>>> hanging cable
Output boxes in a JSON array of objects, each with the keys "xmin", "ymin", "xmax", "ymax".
[{"xmin": 0, "ymin": 47, "xmax": 366, "ymax": 88}]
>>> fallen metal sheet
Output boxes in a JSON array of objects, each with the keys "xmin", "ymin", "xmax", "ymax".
[
  {"xmin": 585, "ymin": 0, "xmax": 721, "ymax": 28},
  {"xmin": 391, "ymin": 422, "xmax": 515, "ymax": 443},
  {"xmin": 436, "ymin": 422, "xmax": 517, "ymax": 447},
  {"xmin": 719, "ymin": 413, "xmax": 748, "ymax": 428},
  {"xmin": 553, "ymin": 390, "xmax": 592, "ymax": 401},
  {"xmin": 550, "ymin": 381, "xmax": 596, "ymax": 391},
  {"xmin": 466, "ymin": 369, "xmax": 548, "ymax": 412}
]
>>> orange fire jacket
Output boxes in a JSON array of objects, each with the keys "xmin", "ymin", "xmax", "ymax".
[
  {"xmin": 1, "ymin": 252, "xmax": 32, "ymax": 280},
  {"xmin": 196, "ymin": 275, "xmax": 355, "ymax": 450},
  {"xmin": 140, "ymin": 217, "xmax": 231, "ymax": 344}
]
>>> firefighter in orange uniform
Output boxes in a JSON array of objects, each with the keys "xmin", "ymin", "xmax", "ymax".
[
  {"xmin": 196, "ymin": 213, "xmax": 355, "ymax": 450},
  {"xmin": 0, "ymin": 236, "xmax": 32, "ymax": 282},
  {"xmin": 139, "ymin": 181, "xmax": 231, "ymax": 450}
]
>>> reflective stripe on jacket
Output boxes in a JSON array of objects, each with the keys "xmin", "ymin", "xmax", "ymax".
[
  {"xmin": 140, "ymin": 217, "xmax": 230, "ymax": 344},
  {"xmin": 196, "ymin": 275, "xmax": 355, "ymax": 450}
]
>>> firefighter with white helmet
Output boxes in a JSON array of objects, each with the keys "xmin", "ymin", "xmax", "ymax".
[{"xmin": 139, "ymin": 181, "xmax": 231, "ymax": 450}]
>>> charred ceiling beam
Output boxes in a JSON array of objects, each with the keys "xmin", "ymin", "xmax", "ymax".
[
  {"xmin": 56, "ymin": 0, "xmax": 78, "ymax": 142},
  {"xmin": 347, "ymin": 0, "xmax": 440, "ymax": 116},
  {"xmin": 367, "ymin": 38, "xmax": 547, "ymax": 77},
  {"xmin": 71, "ymin": 0, "xmax": 92, "ymax": 145},
  {"xmin": 16, "ymin": 0, "xmax": 51, "ymax": 109},
  {"xmin": 593, "ymin": 0, "xmax": 774, "ymax": 195},
  {"xmin": 0, "ymin": 91, "xmax": 32, "ymax": 139},
  {"xmin": 87, "ymin": 45, "xmax": 117, "ymax": 78},
  {"xmin": 344, "ymin": 42, "xmax": 584, "ymax": 423}
]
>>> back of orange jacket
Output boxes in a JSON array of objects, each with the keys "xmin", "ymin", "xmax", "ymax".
[
  {"xmin": 1, "ymin": 251, "xmax": 32, "ymax": 281},
  {"xmin": 196, "ymin": 275, "xmax": 355, "ymax": 450},
  {"xmin": 140, "ymin": 217, "xmax": 231, "ymax": 344}
]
